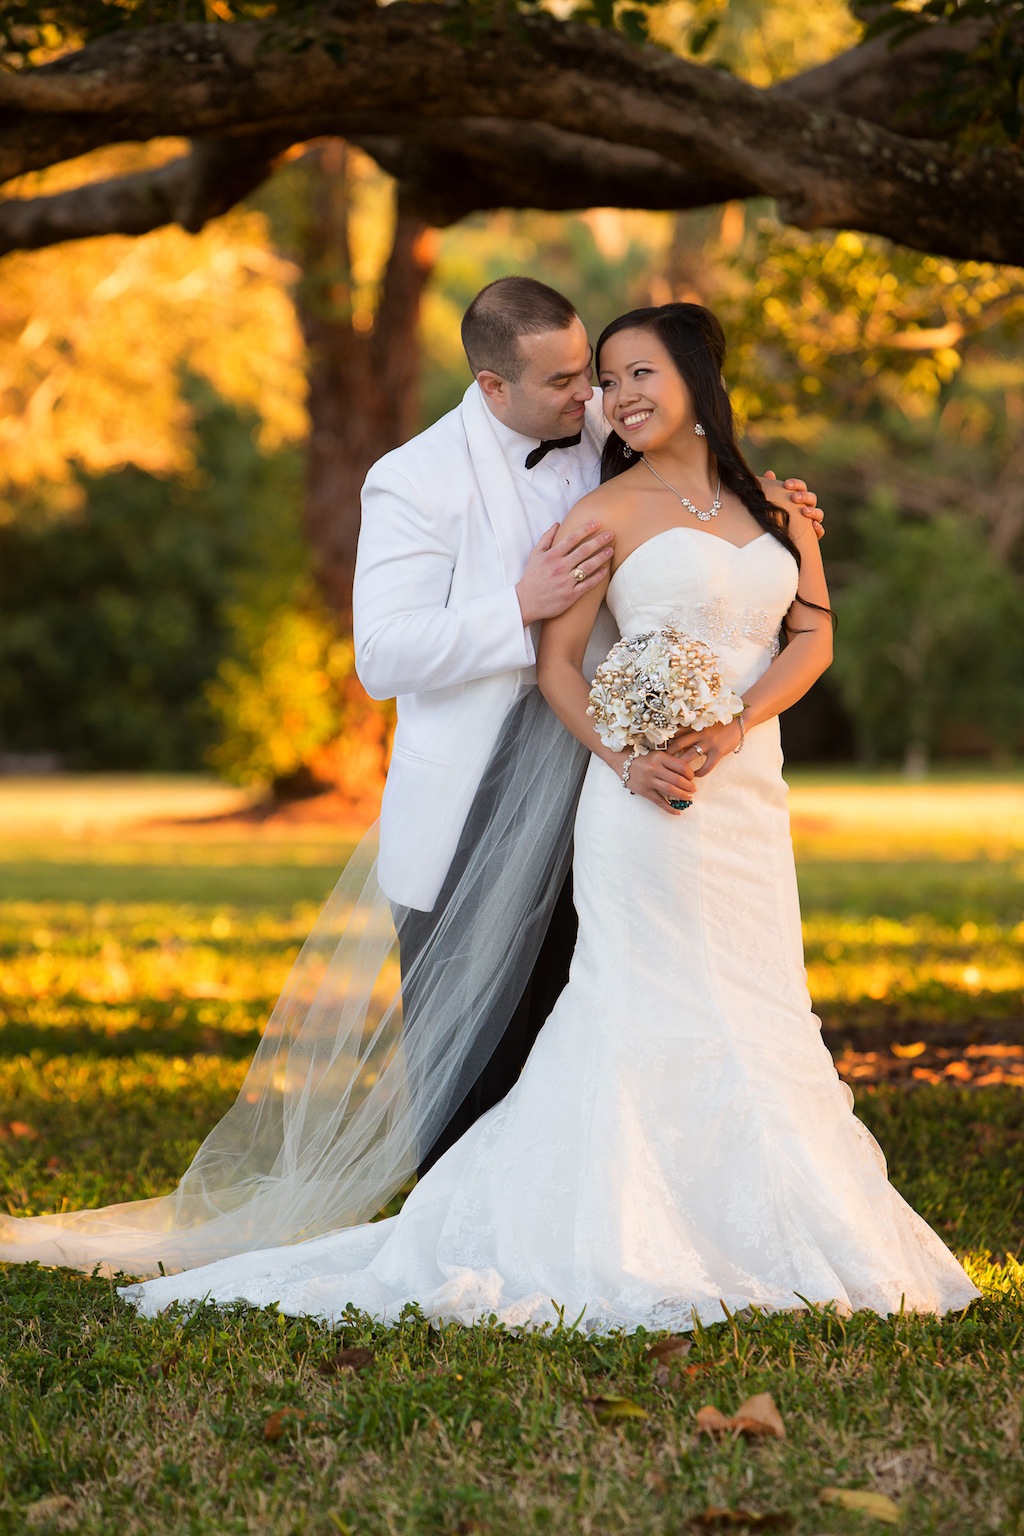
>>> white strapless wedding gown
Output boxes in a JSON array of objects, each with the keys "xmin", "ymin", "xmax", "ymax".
[{"xmin": 124, "ymin": 529, "xmax": 980, "ymax": 1331}]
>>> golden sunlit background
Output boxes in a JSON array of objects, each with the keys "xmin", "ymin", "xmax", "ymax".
[{"xmin": 1, "ymin": 0, "xmax": 1023, "ymax": 794}]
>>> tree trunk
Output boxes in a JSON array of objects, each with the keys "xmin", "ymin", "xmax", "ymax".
[
  {"xmin": 272, "ymin": 142, "xmax": 437, "ymax": 804},
  {"xmin": 298, "ymin": 141, "xmax": 438, "ymax": 626}
]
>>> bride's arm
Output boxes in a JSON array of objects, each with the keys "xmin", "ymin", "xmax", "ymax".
[
  {"xmin": 537, "ymin": 506, "xmax": 698, "ymax": 815},
  {"xmin": 672, "ymin": 510, "xmax": 833, "ymax": 775}
]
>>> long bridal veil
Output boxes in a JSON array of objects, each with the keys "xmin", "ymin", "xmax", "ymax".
[{"xmin": 0, "ymin": 688, "xmax": 588, "ymax": 1278}]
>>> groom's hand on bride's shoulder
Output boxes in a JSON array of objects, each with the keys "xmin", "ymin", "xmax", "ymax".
[
  {"xmin": 516, "ymin": 521, "xmax": 615, "ymax": 625},
  {"xmin": 761, "ymin": 471, "xmax": 825, "ymax": 540}
]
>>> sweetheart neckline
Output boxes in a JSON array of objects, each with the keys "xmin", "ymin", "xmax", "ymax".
[{"xmin": 608, "ymin": 527, "xmax": 774, "ymax": 593}]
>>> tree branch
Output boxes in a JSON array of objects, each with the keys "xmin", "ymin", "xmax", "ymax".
[
  {"xmin": 353, "ymin": 121, "xmax": 749, "ymax": 226},
  {"xmin": 0, "ymin": 119, "xmax": 745, "ymax": 253},
  {"xmin": 767, "ymin": 17, "xmax": 991, "ymax": 134},
  {"xmin": 0, "ymin": 132, "xmax": 292, "ymax": 253},
  {"xmin": 0, "ymin": 5, "xmax": 1020, "ymax": 264}
]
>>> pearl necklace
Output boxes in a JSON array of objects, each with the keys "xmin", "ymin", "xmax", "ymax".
[{"xmin": 643, "ymin": 458, "xmax": 722, "ymax": 522}]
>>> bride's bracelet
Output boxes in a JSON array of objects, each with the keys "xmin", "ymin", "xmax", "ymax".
[
  {"xmin": 733, "ymin": 711, "xmax": 746, "ymax": 754},
  {"xmin": 621, "ymin": 749, "xmax": 638, "ymax": 792}
]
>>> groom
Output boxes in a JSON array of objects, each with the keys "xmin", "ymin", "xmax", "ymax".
[{"xmin": 354, "ymin": 276, "xmax": 822, "ymax": 1173}]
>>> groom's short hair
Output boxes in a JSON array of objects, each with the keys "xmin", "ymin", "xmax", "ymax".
[{"xmin": 462, "ymin": 277, "xmax": 578, "ymax": 383}]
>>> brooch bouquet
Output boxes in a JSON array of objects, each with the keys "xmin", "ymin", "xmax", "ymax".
[{"xmin": 587, "ymin": 626, "xmax": 744, "ymax": 806}]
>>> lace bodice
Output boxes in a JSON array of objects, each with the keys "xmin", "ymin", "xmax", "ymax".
[{"xmin": 607, "ymin": 527, "xmax": 798, "ymax": 689}]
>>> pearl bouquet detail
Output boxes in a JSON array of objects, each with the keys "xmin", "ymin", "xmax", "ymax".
[{"xmin": 587, "ymin": 626, "xmax": 744, "ymax": 755}]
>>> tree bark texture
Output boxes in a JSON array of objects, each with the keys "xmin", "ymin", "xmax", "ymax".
[
  {"xmin": 0, "ymin": 6, "xmax": 1020, "ymax": 265},
  {"xmin": 297, "ymin": 143, "xmax": 436, "ymax": 626}
]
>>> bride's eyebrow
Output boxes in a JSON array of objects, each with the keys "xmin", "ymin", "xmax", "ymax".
[{"xmin": 599, "ymin": 358, "xmax": 654, "ymax": 374}]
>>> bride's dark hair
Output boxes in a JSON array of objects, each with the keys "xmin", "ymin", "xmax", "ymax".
[{"xmin": 596, "ymin": 301, "xmax": 832, "ymax": 626}]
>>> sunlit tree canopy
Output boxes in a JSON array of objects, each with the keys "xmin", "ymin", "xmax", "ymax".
[{"xmin": 0, "ymin": 146, "xmax": 307, "ymax": 508}]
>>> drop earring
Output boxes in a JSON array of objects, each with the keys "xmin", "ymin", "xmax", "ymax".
[
  {"xmin": 694, "ymin": 423, "xmax": 706, "ymax": 437},
  {"xmin": 622, "ymin": 444, "xmax": 634, "ymax": 459}
]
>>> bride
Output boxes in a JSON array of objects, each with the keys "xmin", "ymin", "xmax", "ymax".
[{"xmin": 3, "ymin": 302, "xmax": 979, "ymax": 1332}]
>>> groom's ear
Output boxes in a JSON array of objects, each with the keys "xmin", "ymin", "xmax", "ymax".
[{"xmin": 475, "ymin": 369, "xmax": 507, "ymax": 406}]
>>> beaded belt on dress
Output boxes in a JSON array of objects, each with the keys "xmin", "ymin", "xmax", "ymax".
[{"xmin": 657, "ymin": 598, "xmax": 781, "ymax": 656}]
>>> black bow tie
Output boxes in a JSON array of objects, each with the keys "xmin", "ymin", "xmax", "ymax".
[{"xmin": 524, "ymin": 432, "xmax": 582, "ymax": 470}]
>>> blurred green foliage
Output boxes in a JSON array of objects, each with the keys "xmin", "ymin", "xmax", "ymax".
[
  {"xmin": 831, "ymin": 497, "xmax": 1024, "ymax": 772},
  {"xmin": 207, "ymin": 600, "xmax": 350, "ymax": 786},
  {"xmin": 709, "ymin": 218, "xmax": 1024, "ymax": 769},
  {"xmin": 0, "ymin": 391, "xmax": 304, "ymax": 770},
  {"xmin": 206, "ymin": 593, "xmax": 394, "ymax": 796}
]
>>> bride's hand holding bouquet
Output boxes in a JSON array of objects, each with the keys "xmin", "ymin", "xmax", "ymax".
[
  {"xmin": 614, "ymin": 740, "xmax": 698, "ymax": 814},
  {"xmin": 588, "ymin": 626, "xmax": 744, "ymax": 814},
  {"xmin": 668, "ymin": 712, "xmax": 745, "ymax": 778}
]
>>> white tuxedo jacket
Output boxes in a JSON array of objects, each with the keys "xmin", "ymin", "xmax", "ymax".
[{"xmin": 354, "ymin": 382, "xmax": 613, "ymax": 911}]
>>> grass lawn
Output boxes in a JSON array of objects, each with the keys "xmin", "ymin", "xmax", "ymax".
[{"xmin": 1, "ymin": 772, "xmax": 1023, "ymax": 1535}]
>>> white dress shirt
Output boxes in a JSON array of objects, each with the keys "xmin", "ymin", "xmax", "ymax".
[{"xmin": 487, "ymin": 411, "xmax": 604, "ymax": 543}]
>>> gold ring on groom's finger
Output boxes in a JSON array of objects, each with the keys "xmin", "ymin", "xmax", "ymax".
[{"xmin": 573, "ymin": 566, "xmax": 586, "ymax": 584}]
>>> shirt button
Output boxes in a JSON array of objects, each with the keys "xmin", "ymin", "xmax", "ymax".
[{"xmin": 564, "ymin": 478, "xmax": 570, "ymax": 486}]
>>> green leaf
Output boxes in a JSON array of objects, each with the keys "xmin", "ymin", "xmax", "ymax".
[
  {"xmin": 618, "ymin": 6, "xmax": 649, "ymax": 45},
  {"xmin": 688, "ymin": 15, "xmax": 721, "ymax": 56},
  {"xmin": 583, "ymin": 1394, "xmax": 648, "ymax": 1423}
]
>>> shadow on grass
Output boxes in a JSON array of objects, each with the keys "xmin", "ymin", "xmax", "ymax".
[
  {"xmin": 0, "ymin": 858, "xmax": 343, "ymax": 908},
  {"xmin": 0, "ymin": 997, "xmax": 266, "ymax": 1060}
]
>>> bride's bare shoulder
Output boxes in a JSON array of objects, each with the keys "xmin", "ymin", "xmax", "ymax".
[{"xmin": 561, "ymin": 474, "xmax": 638, "ymax": 538}]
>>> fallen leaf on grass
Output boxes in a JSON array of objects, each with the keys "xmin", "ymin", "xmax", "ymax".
[
  {"xmin": 890, "ymin": 1042, "xmax": 926, "ymax": 1059},
  {"xmin": 1, "ymin": 1121, "xmax": 40, "ymax": 1140},
  {"xmin": 317, "ymin": 1345, "xmax": 374, "ymax": 1376},
  {"xmin": 647, "ymin": 1334, "xmax": 693, "ymax": 1365},
  {"xmin": 646, "ymin": 1334, "xmax": 693, "ymax": 1384},
  {"xmin": 691, "ymin": 1508, "xmax": 792, "ymax": 1530},
  {"xmin": 24, "ymin": 1495, "xmax": 76, "ymax": 1527},
  {"xmin": 147, "ymin": 1351, "xmax": 181, "ymax": 1380},
  {"xmin": 695, "ymin": 1405, "xmax": 734, "ymax": 1435},
  {"xmin": 820, "ymin": 1487, "xmax": 900, "ymax": 1523},
  {"xmin": 696, "ymin": 1392, "xmax": 786, "ymax": 1440},
  {"xmin": 583, "ymin": 1394, "xmax": 648, "ymax": 1423},
  {"xmin": 263, "ymin": 1407, "xmax": 308, "ymax": 1441}
]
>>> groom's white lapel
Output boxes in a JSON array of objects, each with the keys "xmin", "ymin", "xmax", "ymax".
[
  {"xmin": 460, "ymin": 380, "xmax": 608, "ymax": 580},
  {"xmin": 461, "ymin": 381, "xmax": 534, "ymax": 585}
]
